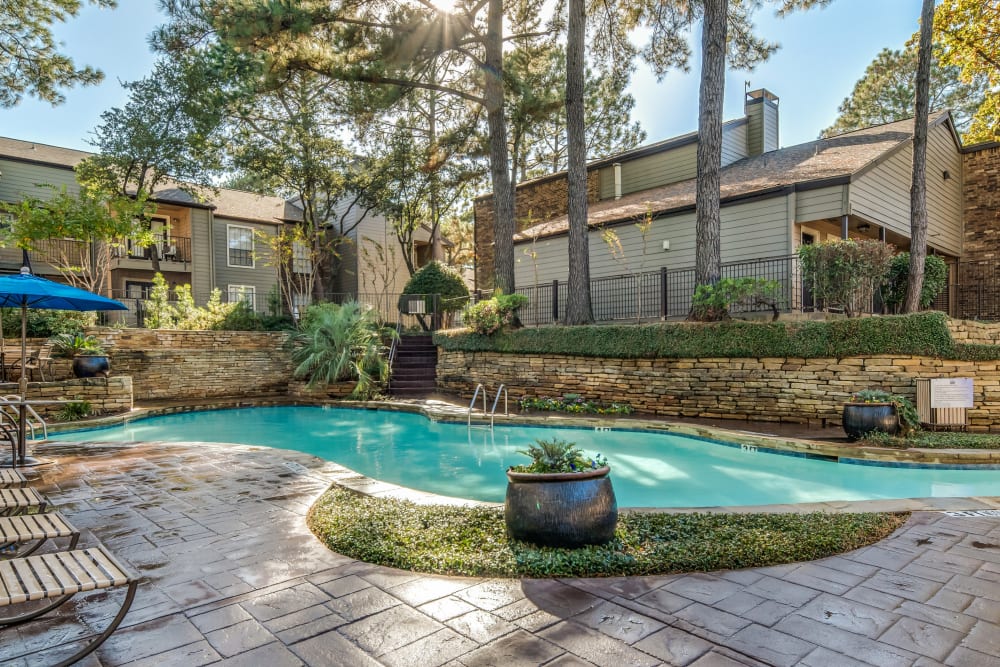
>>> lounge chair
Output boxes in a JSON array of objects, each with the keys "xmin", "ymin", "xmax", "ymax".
[
  {"xmin": 0, "ymin": 487, "xmax": 47, "ymax": 516},
  {"xmin": 0, "ymin": 512, "xmax": 79, "ymax": 558},
  {"xmin": 6, "ymin": 341, "xmax": 54, "ymax": 382},
  {"xmin": 0, "ymin": 546, "xmax": 137, "ymax": 667},
  {"xmin": 0, "ymin": 469, "xmax": 26, "ymax": 487}
]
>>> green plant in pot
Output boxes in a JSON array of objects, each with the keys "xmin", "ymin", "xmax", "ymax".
[
  {"xmin": 504, "ymin": 438, "xmax": 617, "ymax": 548},
  {"xmin": 51, "ymin": 333, "xmax": 110, "ymax": 378},
  {"xmin": 843, "ymin": 389, "xmax": 919, "ymax": 441}
]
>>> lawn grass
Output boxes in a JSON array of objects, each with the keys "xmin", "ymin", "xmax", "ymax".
[
  {"xmin": 862, "ymin": 430, "xmax": 1000, "ymax": 449},
  {"xmin": 307, "ymin": 487, "xmax": 908, "ymax": 578}
]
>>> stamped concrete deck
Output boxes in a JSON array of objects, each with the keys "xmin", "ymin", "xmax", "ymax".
[{"xmin": 4, "ymin": 437, "xmax": 1000, "ymax": 666}]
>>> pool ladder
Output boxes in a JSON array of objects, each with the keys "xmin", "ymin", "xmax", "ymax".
[{"xmin": 468, "ymin": 384, "xmax": 508, "ymax": 430}]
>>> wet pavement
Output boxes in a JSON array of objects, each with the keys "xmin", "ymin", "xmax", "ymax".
[{"xmin": 2, "ymin": 436, "xmax": 998, "ymax": 666}]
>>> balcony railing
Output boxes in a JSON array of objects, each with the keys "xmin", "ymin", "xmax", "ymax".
[{"xmin": 114, "ymin": 236, "xmax": 192, "ymax": 264}]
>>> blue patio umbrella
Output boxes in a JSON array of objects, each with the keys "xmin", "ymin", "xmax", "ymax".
[{"xmin": 0, "ymin": 266, "xmax": 127, "ymax": 465}]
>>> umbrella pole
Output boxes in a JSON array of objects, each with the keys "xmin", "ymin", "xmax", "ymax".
[{"xmin": 18, "ymin": 303, "xmax": 26, "ymax": 466}]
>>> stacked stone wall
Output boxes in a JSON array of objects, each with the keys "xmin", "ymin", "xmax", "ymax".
[
  {"xmin": 437, "ymin": 350, "xmax": 1000, "ymax": 432},
  {"xmin": 474, "ymin": 172, "xmax": 600, "ymax": 288},
  {"xmin": 86, "ymin": 328, "xmax": 292, "ymax": 401},
  {"xmin": 0, "ymin": 376, "xmax": 132, "ymax": 418},
  {"xmin": 947, "ymin": 319, "xmax": 1000, "ymax": 345}
]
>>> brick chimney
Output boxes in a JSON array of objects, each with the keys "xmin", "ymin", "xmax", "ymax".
[{"xmin": 745, "ymin": 89, "xmax": 779, "ymax": 156}]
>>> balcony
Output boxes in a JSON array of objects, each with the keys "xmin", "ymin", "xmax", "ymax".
[{"xmin": 112, "ymin": 236, "xmax": 192, "ymax": 270}]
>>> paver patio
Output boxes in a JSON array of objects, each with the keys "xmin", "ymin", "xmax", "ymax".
[{"xmin": 5, "ymin": 438, "xmax": 1000, "ymax": 666}]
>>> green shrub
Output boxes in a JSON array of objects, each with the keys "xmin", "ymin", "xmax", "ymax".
[
  {"xmin": 881, "ymin": 253, "xmax": 948, "ymax": 312},
  {"xmin": 401, "ymin": 261, "xmax": 469, "ymax": 314},
  {"xmin": 290, "ymin": 301, "xmax": 397, "ymax": 399},
  {"xmin": 50, "ymin": 333, "xmax": 105, "ymax": 357},
  {"xmin": 799, "ymin": 239, "xmax": 894, "ymax": 316},
  {"xmin": 690, "ymin": 278, "xmax": 780, "ymax": 321},
  {"xmin": 435, "ymin": 311, "xmax": 978, "ymax": 359},
  {"xmin": 509, "ymin": 438, "xmax": 607, "ymax": 473},
  {"xmin": 57, "ymin": 401, "xmax": 92, "ymax": 421},
  {"xmin": 463, "ymin": 291, "xmax": 528, "ymax": 335},
  {"xmin": 519, "ymin": 394, "xmax": 634, "ymax": 415},
  {"xmin": 1, "ymin": 308, "xmax": 96, "ymax": 338}
]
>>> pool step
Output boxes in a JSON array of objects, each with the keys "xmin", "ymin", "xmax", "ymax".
[{"xmin": 389, "ymin": 336, "xmax": 437, "ymax": 396}]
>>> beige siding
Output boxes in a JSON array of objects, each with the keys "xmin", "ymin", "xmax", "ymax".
[
  {"xmin": 795, "ymin": 186, "xmax": 847, "ymax": 222},
  {"xmin": 354, "ymin": 212, "xmax": 413, "ymax": 295},
  {"xmin": 721, "ymin": 123, "xmax": 749, "ymax": 165},
  {"xmin": 190, "ymin": 208, "xmax": 213, "ymax": 301},
  {"xmin": 0, "ymin": 159, "xmax": 78, "ymax": 203},
  {"xmin": 213, "ymin": 218, "xmax": 279, "ymax": 308},
  {"xmin": 850, "ymin": 123, "xmax": 962, "ymax": 255},
  {"xmin": 598, "ymin": 143, "xmax": 698, "ymax": 199},
  {"xmin": 514, "ymin": 194, "xmax": 792, "ymax": 287}
]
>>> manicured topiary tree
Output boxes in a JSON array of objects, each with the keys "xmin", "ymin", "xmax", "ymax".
[{"xmin": 400, "ymin": 261, "xmax": 469, "ymax": 329}]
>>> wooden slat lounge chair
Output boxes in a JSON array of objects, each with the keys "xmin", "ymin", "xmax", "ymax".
[
  {"xmin": 0, "ymin": 512, "xmax": 79, "ymax": 558},
  {"xmin": 0, "ymin": 487, "xmax": 47, "ymax": 516},
  {"xmin": 0, "ymin": 546, "xmax": 138, "ymax": 667},
  {"xmin": 0, "ymin": 469, "xmax": 26, "ymax": 487}
]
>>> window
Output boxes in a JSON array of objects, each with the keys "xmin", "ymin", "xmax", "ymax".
[
  {"xmin": 292, "ymin": 240, "xmax": 312, "ymax": 274},
  {"xmin": 227, "ymin": 225, "xmax": 254, "ymax": 267},
  {"xmin": 228, "ymin": 284, "xmax": 256, "ymax": 310}
]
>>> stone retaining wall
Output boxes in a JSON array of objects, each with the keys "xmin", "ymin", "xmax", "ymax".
[
  {"xmin": 87, "ymin": 328, "xmax": 292, "ymax": 401},
  {"xmin": 0, "ymin": 376, "xmax": 132, "ymax": 419},
  {"xmin": 437, "ymin": 350, "xmax": 1000, "ymax": 431},
  {"xmin": 947, "ymin": 319, "xmax": 1000, "ymax": 345}
]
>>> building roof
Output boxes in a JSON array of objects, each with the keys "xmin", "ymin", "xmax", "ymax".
[
  {"xmin": 515, "ymin": 112, "xmax": 952, "ymax": 241},
  {"xmin": 0, "ymin": 136, "xmax": 301, "ymax": 225}
]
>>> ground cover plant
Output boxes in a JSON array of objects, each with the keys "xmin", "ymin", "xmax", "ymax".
[
  {"xmin": 307, "ymin": 487, "xmax": 907, "ymax": 578},
  {"xmin": 861, "ymin": 431, "xmax": 1000, "ymax": 449},
  {"xmin": 518, "ymin": 394, "xmax": 634, "ymax": 416}
]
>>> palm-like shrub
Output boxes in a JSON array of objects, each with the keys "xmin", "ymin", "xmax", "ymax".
[{"xmin": 290, "ymin": 301, "xmax": 397, "ymax": 399}]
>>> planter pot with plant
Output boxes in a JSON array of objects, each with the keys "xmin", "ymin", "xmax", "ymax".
[
  {"xmin": 51, "ymin": 333, "xmax": 110, "ymax": 378},
  {"xmin": 505, "ymin": 438, "xmax": 617, "ymax": 548},
  {"xmin": 843, "ymin": 389, "xmax": 919, "ymax": 441}
]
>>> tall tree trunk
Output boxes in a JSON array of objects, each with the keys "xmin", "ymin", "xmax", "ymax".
[
  {"xmin": 485, "ymin": 0, "xmax": 515, "ymax": 293},
  {"xmin": 694, "ymin": 0, "xmax": 727, "ymax": 293},
  {"xmin": 905, "ymin": 0, "xmax": 934, "ymax": 313},
  {"xmin": 564, "ymin": 0, "xmax": 592, "ymax": 324},
  {"xmin": 428, "ymin": 73, "xmax": 444, "ymax": 262}
]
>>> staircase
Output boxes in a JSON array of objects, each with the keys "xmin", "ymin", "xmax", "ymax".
[{"xmin": 389, "ymin": 335, "xmax": 438, "ymax": 397}]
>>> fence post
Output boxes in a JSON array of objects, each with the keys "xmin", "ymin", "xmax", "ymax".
[
  {"xmin": 659, "ymin": 267, "xmax": 668, "ymax": 319},
  {"xmin": 551, "ymin": 280, "xmax": 559, "ymax": 322}
]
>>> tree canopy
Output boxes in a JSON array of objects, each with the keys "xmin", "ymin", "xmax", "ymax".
[
  {"xmin": 0, "ymin": 0, "xmax": 115, "ymax": 107},
  {"xmin": 933, "ymin": 0, "xmax": 1000, "ymax": 143}
]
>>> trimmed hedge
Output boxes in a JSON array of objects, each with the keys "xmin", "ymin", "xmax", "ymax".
[{"xmin": 434, "ymin": 312, "xmax": 993, "ymax": 359}]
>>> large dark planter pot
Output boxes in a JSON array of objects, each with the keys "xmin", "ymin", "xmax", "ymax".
[
  {"xmin": 72, "ymin": 355, "xmax": 110, "ymax": 378},
  {"xmin": 842, "ymin": 402, "xmax": 899, "ymax": 441},
  {"xmin": 504, "ymin": 466, "xmax": 617, "ymax": 548}
]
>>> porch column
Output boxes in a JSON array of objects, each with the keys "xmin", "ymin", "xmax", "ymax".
[
  {"xmin": 840, "ymin": 215, "xmax": 849, "ymax": 239},
  {"xmin": 879, "ymin": 226, "xmax": 886, "ymax": 242}
]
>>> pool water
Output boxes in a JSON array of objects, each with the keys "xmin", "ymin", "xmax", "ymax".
[{"xmin": 51, "ymin": 406, "xmax": 1000, "ymax": 507}]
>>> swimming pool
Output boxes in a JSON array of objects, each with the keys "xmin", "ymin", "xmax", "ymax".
[{"xmin": 51, "ymin": 406, "xmax": 1000, "ymax": 507}]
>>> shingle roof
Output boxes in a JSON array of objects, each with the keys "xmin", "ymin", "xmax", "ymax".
[
  {"xmin": 0, "ymin": 136, "xmax": 301, "ymax": 225},
  {"xmin": 515, "ymin": 113, "xmax": 951, "ymax": 241}
]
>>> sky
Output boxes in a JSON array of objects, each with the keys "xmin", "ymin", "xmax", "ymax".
[{"xmin": 2, "ymin": 0, "xmax": 924, "ymax": 154}]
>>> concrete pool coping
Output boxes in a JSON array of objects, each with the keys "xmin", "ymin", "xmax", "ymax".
[{"xmin": 39, "ymin": 395, "xmax": 1000, "ymax": 515}]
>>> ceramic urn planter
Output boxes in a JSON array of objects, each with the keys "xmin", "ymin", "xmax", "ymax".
[
  {"xmin": 842, "ymin": 402, "xmax": 899, "ymax": 441},
  {"xmin": 504, "ymin": 466, "xmax": 617, "ymax": 548}
]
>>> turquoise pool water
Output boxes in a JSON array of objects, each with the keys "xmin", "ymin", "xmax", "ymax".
[{"xmin": 51, "ymin": 406, "xmax": 1000, "ymax": 507}]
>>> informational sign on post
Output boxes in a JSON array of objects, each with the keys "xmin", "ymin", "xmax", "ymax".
[{"xmin": 930, "ymin": 378, "xmax": 974, "ymax": 409}]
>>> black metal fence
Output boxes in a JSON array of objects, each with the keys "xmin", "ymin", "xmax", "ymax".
[
  {"xmin": 510, "ymin": 255, "xmax": 801, "ymax": 325},
  {"xmin": 106, "ymin": 255, "xmax": 1000, "ymax": 329}
]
